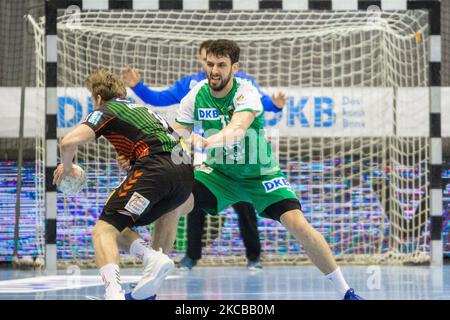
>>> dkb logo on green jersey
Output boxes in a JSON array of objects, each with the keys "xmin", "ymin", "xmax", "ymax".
[{"xmin": 198, "ymin": 108, "xmax": 220, "ymax": 120}]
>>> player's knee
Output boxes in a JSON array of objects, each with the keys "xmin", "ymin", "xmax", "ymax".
[
  {"xmin": 91, "ymin": 220, "xmax": 114, "ymax": 239},
  {"xmin": 280, "ymin": 209, "xmax": 310, "ymax": 234},
  {"xmin": 179, "ymin": 193, "xmax": 194, "ymax": 215},
  {"xmin": 91, "ymin": 224, "xmax": 100, "ymax": 239}
]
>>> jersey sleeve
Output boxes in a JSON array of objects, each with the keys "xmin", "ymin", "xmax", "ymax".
[
  {"xmin": 235, "ymin": 71, "xmax": 281, "ymax": 113},
  {"xmin": 176, "ymin": 93, "xmax": 195, "ymax": 126},
  {"xmin": 175, "ymin": 80, "xmax": 206, "ymax": 126},
  {"xmin": 80, "ymin": 107, "xmax": 116, "ymax": 138},
  {"xmin": 233, "ymin": 80, "xmax": 264, "ymax": 117}
]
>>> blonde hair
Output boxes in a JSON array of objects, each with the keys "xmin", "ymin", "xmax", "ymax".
[{"xmin": 85, "ymin": 69, "xmax": 127, "ymax": 102}]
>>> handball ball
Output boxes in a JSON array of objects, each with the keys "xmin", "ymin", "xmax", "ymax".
[{"xmin": 58, "ymin": 164, "xmax": 87, "ymax": 196}]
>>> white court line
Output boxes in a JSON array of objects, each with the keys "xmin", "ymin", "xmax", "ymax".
[{"xmin": 0, "ymin": 275, "xmax": 182, "ymax": 293}]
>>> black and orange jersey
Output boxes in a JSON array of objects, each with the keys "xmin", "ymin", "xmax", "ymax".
[{"xmin": 82, "ymin": 99, "xmax": 179, "ymax": 163}]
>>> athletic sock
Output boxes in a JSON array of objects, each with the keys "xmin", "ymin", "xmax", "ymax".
[
  {"xmin": 130, "ymin": 238, "xmax": 152, "ymax": 261},
  {"xmin": 100, "ymin": 263, "xmax": 123, "ymax": 297},
  {"xmin": 325, "ymin": 267, "xmax": 351, "ymax": 298}
]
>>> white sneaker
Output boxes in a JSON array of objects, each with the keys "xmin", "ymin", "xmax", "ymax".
[
  {"xmin": 104, "ymin": 290, "xmax": 126, "ymax": 300},
  {"xmin": 131, "ymin": 249, "xmax": 174, "ymax": 299}
]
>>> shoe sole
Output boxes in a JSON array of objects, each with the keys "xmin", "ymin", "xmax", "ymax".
[
  {"xmin": 132, "ymin": 260, "xmax": 174, "ymax": 299},
  {"xmin": 247, "ymin": 267, "xmax": 263, "ymax": 271}
]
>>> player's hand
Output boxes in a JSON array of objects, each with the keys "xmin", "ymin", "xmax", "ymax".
[
  {"xmin": 116, "ymin": 154, "xmax": 131, "ymax": 171},
  {"xmin": 52, "ymin": 163, "xmax": 75, "ymax": 186},
  {"xmin": 120, "ymin": 66, "xmax": 141, "ymax": 88},
  {"xmin": 272, "ymin": 92, "xmax": 287, "ymax": 109},
  {"xmin": 189, "ymin": 134, "xmax": 208, "ymax": 149}
]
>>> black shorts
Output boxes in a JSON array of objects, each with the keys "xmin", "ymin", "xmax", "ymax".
[{"xmin": 99, "ymin": 153, "xmax": 194, "ymax": 232}]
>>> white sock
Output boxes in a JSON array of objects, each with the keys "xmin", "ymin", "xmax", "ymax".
[
  {"xmin": 100, "ymin": 263, "xmax": 123, "ymax": 297},
  {"xmin": 130, "ymin": 239, "xmax": 152, "ymax": 261},
  {"xmin": 325, "ymin": 267, "xmax": 350, "ymax": 299}
]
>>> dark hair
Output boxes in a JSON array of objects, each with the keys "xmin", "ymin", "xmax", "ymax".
[
  {"xmin": 199, "ymin": 40, "xmax": 214, "ymax": 54},
  {"xmin": 85, "ymin": 69, "xmax": 127, "ymax": 101},
  {"xmin": 206, "ymin": 39, "xmax": 240, "ymax": 64}
]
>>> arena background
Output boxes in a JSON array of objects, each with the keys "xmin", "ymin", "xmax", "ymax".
[{"xmin": 0, "ymin": 0, "xmax": 448, "ymax": 264}]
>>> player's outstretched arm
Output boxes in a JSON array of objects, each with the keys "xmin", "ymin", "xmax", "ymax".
[
  {"xmin": 192, "ymin": 111, "xmax": 255, "ymax": 149},
  {"xmin": 53, "ymin": 124, "xmax": 95, "ymax": 185},
  {"xmin": 172, "ymin": 122, "xmax": 193, "ymax": 138},
  {"xmin": 121, "ymin": 66, "xmax": 187, "ymax": 107},
  {"xmin": 260, "ymin": 90, "xmax": 287, "ymax": 113}
]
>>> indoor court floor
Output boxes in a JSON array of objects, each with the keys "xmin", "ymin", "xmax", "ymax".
[{"xmin": 0, "ymin": 265, "xmax": 449, "ymax": 300}]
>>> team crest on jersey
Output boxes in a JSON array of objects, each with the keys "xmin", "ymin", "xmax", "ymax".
[
  {"xmin": 87, "ymin": 111, "xmax": 103, "ymax": 125},
  {"xmin": 189, "ymin": 80, "xmax": 198, "ymax": 89},
  {"xmin": 236, "ymin": 94, "xmax": 244, "ymax": 103},
  {"xmin": 125, "ymin": 192, "xmax": 150, "ymax": 216},
  {"xmin": 198, "ymin": 108, "xmax": 220, "ymax": 120},
  {"xmin": 227, "ymin": 105, "xmax": 235, "ymax": 116},
  {"xmin": 262, "ymin": 177, "xmax": 291, "ymax": 193}
]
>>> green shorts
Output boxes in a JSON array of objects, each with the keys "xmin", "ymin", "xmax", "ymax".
[{"xmin": 194, "ymin": 165, "xmax": 299, "ymax": 219}]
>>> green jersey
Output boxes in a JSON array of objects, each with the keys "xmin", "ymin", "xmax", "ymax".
[{"xmin": 176, "ymin": 77, "xmax": 280, "ymax": 180}]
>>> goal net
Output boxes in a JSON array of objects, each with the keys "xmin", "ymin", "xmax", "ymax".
[
  {"xmin": 51, "ymin": 9, "xmax": 430, "ymax": 266},
  {"xmin": 13, "ymin": 14, "xmax": 47, "ymax": 268}
]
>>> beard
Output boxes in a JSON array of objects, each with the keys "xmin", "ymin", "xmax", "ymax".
[{"xmin": 208, "ymin": 71, "xmax": 232, "ymax": 92}]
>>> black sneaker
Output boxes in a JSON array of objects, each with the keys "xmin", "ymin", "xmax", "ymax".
[
  {"xmin": 247, "ymin": 258, "xmax": 263, "ymax": 270},
  {"xmin": 176, "ymin": 256, "xmax": 197, "ymax": 270}
]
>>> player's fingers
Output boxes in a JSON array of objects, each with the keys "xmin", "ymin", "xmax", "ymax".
[
  {"xmin": 53, "ymin": 171, "xmax": 60, "ymax": 185},
  {"xmin": 56, "ymin": 175, "xmax": 63, "ymax": 186},
  {"xmin": 52, "ymin": 165, "xmax": 61, "ymax": 183}
]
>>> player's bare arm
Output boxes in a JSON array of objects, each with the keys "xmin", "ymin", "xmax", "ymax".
[
  {"xmin": 190, "ymin": 111, "xmax": 255, "ymax": 149},
  {"xmin": 116, "ymin": 154, "xmax": 131, "ymax": 171},
  {"xmin": 172, "ymin": 122, "xmax": 193, "ymax": 137},
  {"xmin": 53, "ymin": 124, "xmax": 96, "ymax": 186}
]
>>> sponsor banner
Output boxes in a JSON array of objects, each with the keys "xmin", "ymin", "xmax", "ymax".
[
  {"xmin": 263, "ymin": 87, "xmax": 395, "ymax": 137},
  {"xmin": 396, "ymin": 88, "xmax": 429, "ymax": 137},
  {"xmin": 0, "ymin": 86, "xmax": 435, "ymax": 137}
]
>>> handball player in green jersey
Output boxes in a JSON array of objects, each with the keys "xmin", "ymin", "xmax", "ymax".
[{"xmin": 172, "ymin": 40, "xmax": 363, "ymax": 300}]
